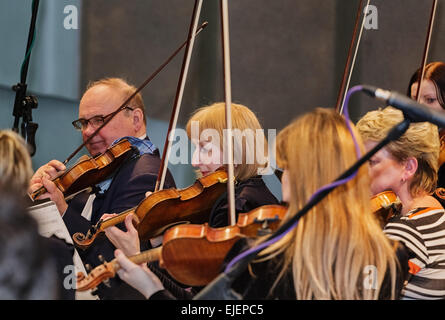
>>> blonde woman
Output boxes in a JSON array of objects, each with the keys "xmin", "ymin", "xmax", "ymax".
[
  {"xmin": 103, "ymin": 102, "xmax": 279, "ymax": 299},
  {"xmin": 111, "ymin": 108, "xmax": 408, "ymax": 300},
  {"xmin": 185, "ymin": 102, "xmax": 279, "ymax": 227},
  {"xmin": 357, "ymin": 106, "xmax": 445, "ymax": 299},
  {"xmin": 104, "ymin": 102, "xmax": 279, "ymax": 249},
  {"xmin": 221, "ymin": 107, "xmax": 406, "ymax": 300}
]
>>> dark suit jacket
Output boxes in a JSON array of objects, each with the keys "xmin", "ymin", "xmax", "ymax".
[{"xmin": 63, "ymin": 150, "xmax": 176, "ymax": 299}]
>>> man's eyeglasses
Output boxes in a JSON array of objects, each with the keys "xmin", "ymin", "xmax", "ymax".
[{"xmin": 72, "ymin": 106, "xmax": 134, "ymax": 131}]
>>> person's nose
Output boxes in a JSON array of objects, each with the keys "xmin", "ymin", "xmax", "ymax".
[{"xmin": 82, "ymin": 121, "xmax": 97, "ymax": 139}]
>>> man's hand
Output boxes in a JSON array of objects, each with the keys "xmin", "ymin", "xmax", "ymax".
[
  {"xmin": 29, "ymin": 160, "xmax": 66, "ymax": 194},
  {"xmin": 41, "ymin": 177, "xmax": 68, "ymax": 215},
  {"xmin": 28, "ymin": 160, "xmax": 67, "ymax": 215}
]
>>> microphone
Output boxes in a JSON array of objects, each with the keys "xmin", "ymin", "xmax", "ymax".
[{"xmin": 361, "ymin": 85, "xmax": 445, "ymax": 128}]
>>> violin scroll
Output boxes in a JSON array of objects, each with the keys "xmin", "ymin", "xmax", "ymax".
[
  {"xmin": 73, "ymin": 228, "xmax": 99, "ymax": 251},
  {"xmin": 76, "ymin": 260, "xmax": 118, "ymax": 291},
  {"xmin": 76, "ymin": 247, "xmax": 162, "ymax": 291},
  {"xmin": 433, "ymin": 187, "xmax": 445, "ymax": 209}
]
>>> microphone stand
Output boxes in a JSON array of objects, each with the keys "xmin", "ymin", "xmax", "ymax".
[
  {"xmin": 194, "ymin": 116, "xmax": 411, "ymax": 300},
  {"xmin": 12, "ymin": 0, "xmax": 40, "ymax": 156}
]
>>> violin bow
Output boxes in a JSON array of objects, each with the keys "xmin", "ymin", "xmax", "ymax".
[
  {"xmin": 220, "ymin": 0, "xmax": 236, "ymax": 226},
  {"xmin": 414, "ymin": 0, "xmax": 438, "ymax": 102},
  {"xmin": 155, "ymin": 0, "xmax": 204, "ymax": 192},
  {"xmin": 336, "ymin": 0, "xmax": 371, "ymax": 115},
  {"xmin": 63, "ymin": 19, "xmax": 208, "ymax": 166}
]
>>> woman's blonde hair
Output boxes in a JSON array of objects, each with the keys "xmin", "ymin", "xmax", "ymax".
[
  {"xmin": 0, "ymin": 130, "xmax": 33, "ymax": 192},
  {"xmin": 356, "ymin": 106, "xmax": 439, "ymax": 196},
  {"xmin": 260, "ymin": 108, "xmax": 399, "ymax": 299},
  {"xmin": 186, "ymin": 102, "xmax": 268, "ymax": 181}
]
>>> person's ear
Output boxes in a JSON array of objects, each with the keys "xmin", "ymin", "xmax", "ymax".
[
  {"xmin": 132, "ymin": 108, "xmax": 144, "ymax": 131},
  {"xmin": 402, "ymin": 157, "xmax": 418, "ymax": 182}
]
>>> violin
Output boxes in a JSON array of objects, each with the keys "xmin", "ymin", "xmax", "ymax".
[
  {"xmin": 76, "ymin": 204, "xmax": 287, "ymax": 290},
  {"xmin": 371, "ymin": 190, "xmax": 401, "ymax": 227},
  {"xmin": 73, "ymin": 168, "xmax": 229, "ymax": 250},
  {"xmin": 29, "ymin": 139, "xmax": 134, "ymax": 201}
]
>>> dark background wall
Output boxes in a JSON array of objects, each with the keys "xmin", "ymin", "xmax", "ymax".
[
  {"xmin": 81, "ymin": 0, "xmax": 339, "ymax": 130},
  {"xmin": 1, "ymin": 0, "xmax": 445, "ymax": 193},
  {"xmin": 80, "ymin": 0, "xmax": 445, "ymax": 128}
]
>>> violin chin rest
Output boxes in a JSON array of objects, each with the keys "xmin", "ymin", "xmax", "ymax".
[{"xmin": 73, "ymin": 232, "xmax": 85, "ymax": 241}]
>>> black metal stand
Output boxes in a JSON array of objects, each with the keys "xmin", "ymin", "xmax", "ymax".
[{"xmin": 12, "ymin": 0, "xmax": 40, "ymax": 156}]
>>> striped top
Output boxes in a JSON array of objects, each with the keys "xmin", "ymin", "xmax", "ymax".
[{"xmin": 384, "ymin": 207, "xmax": 445, "ymax": 300}]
